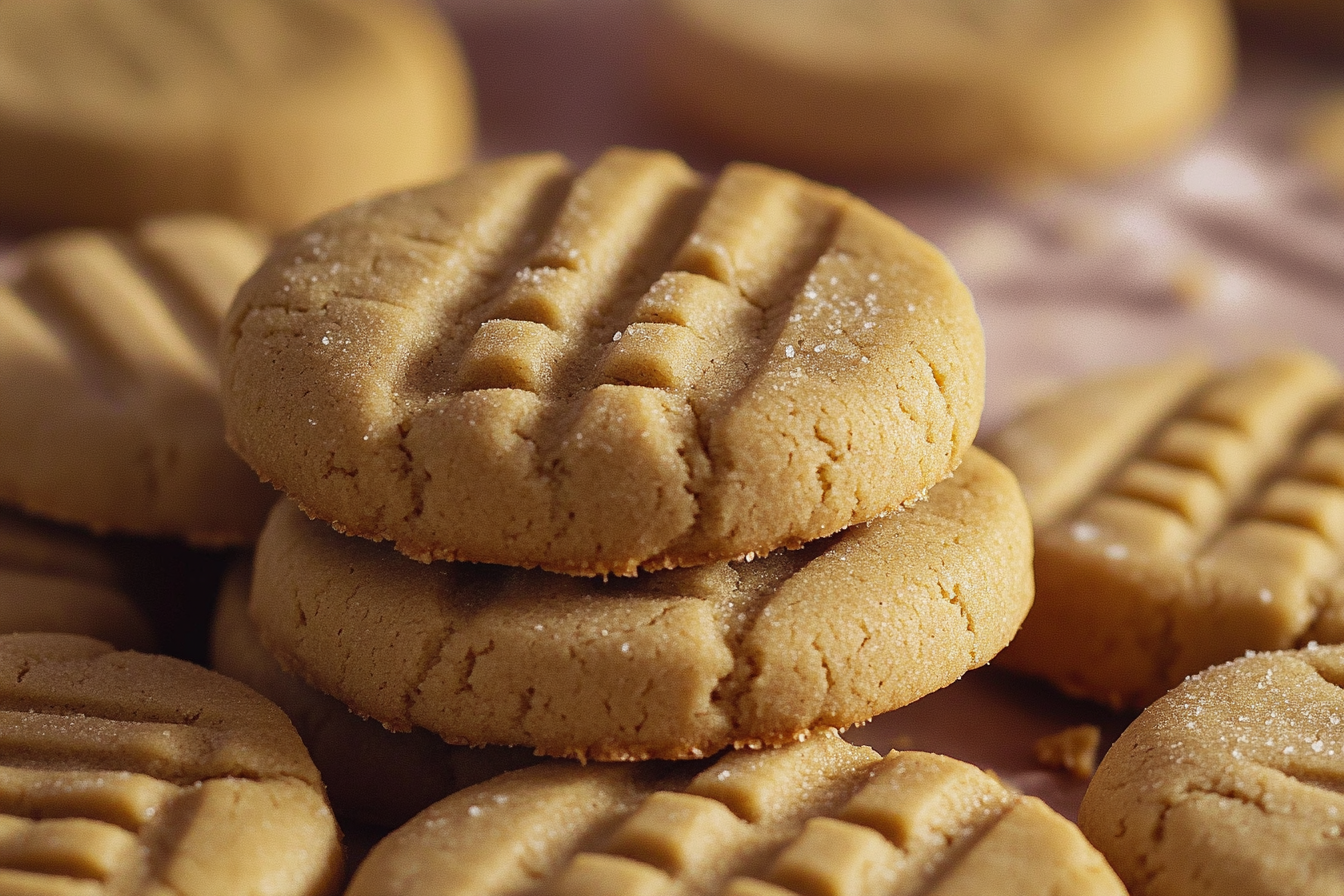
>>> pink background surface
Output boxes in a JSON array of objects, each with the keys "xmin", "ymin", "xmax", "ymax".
[{"xmin": 436, "ymin": 0, "xmax": 1344, "ymax": 821}]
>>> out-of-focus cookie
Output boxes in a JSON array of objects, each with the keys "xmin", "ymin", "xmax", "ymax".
[
  {"xmin": 0, "ymin": 506, "xmax": 153, "ymax": 650},
  {"xmin": 223, "ymin": 147, "xmax": 985, "ymax": 575},
  {"xmin": 0, "ymin": 632, "xmax": 342, "ymax": 895},
  {"xmin": 348, "ymin": 732, "xmax": 1126, "ymax": 896},
  {"xmin": 987, "ymin": 351, "xmax": 1344, "ymax": 708},
  {"xmin": 1301, "ymin": 93, "xmax": 1344, "ymax": 196},
  {"xmin": 210, "ymin": 558, "xmax": 535, "ymax": 827},
  {"xmin": 1080, "ymin": 644, "xmax": 1344, "ymax": 895},
  {"xmin": 647, "ymin": 0, "xmax": 1235, "ymax": 177},
  {"xmin": 250, "ymin": 448, "xmax": 1032, "ymax": 762},
  {"xmin": 0, "ymin": 214, "xmax": 276, "ymax": 544},
  {"xmin": 0, "ymin": 0, "xmax": 474, "ymax": 229}
]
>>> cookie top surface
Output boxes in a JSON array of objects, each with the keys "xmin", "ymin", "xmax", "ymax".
[
  {"xmin": 1080, "ymin": 644, "xmax": 1344, "ymax": 896},
  {"xmin": 649, "ymin": 0, "xmax": 1234, "ymax": 174},
  {"xmin": 349, "ymin": 732, "xmax": 1125, "ymax": 896},
  {"xmin": 223, "ymin": 147, "xmax": 985, "ymax": 575},
  {"xmin": 988, "ymin": 351, "xmax": 1344, "ymax": 707},
  {"xmin": 0, "ymin": 0, "xmax": 475, "ymax": 229},
  {"xmin": 0, "ymin": 214, "xmax": 277, "ymax": 544},
  {"xmin": 211, "ymin": 558, "xmax": 534, "ymax": 828},
  {"xmin": 249, "ymin": 447, "xmax": 1031, "ymax": 761},
  {"xmin": 0, "ymin": 632, "xmax": 341, "ymax": 896}
]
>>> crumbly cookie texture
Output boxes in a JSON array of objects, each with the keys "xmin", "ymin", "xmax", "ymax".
[
  {"xmin": 0, "ymin": 214, "xmax": 277, "ymax": 545},
  {"xmin": 348, "ymin": 732, "xmax": 1125, "ymax": 896},
  {"xmin": 0, "ymin": 0, "xmax": 474, "ymax": 228},
  {"xmin": 648, "ymin": 0, "xmax": 1234, "ymax": 176},
  {"xmin": 211, "ymin": 558, "xmax": 534, "ymax": 828},
  {"xmin": 1080, "ymin": 645, "xmax": 1344, "ymax": 896},
  {"xmin": 249, "ymin": 448, "xmax": 1031, "ymax": 762},
  {"xmin": 0, "ymin": 632, "xmax": 342, "ymax": 896},
  {"xmin": 223, "ymin": 147, "xmax": 984, "ymax": 575},
  {"xmin": 988, "ymin": 351, "xmax": 1344, "ymax": 708}
]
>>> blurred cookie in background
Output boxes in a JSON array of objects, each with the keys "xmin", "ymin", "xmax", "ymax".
[
  {"xmin": 0, "ymin": 214, "xmax": 276, "ymax": 545},
  {"xmin": 0, "ymin": 0, "xmax": 476, "ymax": 230},
  {"xmin": 1301, "ymin": 92, "xmax": 1344, "ymax": 196},
  {"xmin": 210, "ymin": 558, "xmax": 536, "ymax": 828},
  {"xmin": 647, "ymin": 0, "xmax": 1236, "ymax": 178},
  {"xmin": 987, "ymin": 351, "xmax": 1344, "ymax": 709},
  {"xmin": 0, "ymin": 504, "xmax": 154, "ymax": 650}
]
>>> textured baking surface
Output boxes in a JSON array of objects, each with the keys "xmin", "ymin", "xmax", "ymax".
[{"xmin": 348, "ymin": 732, "xmax": 1124, "ymax": 896}]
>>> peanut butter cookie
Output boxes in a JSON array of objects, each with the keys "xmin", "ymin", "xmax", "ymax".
[
  {"xmin": 249, "ymin": 448, "xmax": 1031, "ymax": 761},
  {"xmin": 223, "ymin": 148, "xmax": 985, "ymax": 575}
]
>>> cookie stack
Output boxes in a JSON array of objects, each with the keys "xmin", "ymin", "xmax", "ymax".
[
  {"xmin": 221, "ymin": 145, "xmax": 1029, "ymax": 758},
  {"xmin": 214, "ymin": 147, "xmax": 1137, "ymax": 892}
]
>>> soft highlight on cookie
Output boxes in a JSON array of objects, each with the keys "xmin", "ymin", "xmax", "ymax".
[{"xmin": 223, "ymin": 147, "xmax": 984, "ymax": 575}]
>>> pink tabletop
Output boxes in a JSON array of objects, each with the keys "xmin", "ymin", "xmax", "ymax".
[{"xmin": 438, "ymin": 0, "xmax": 1344, "ymax": 821}]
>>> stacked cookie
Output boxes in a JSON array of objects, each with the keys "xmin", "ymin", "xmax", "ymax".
[
  {"xmin": 221, "ymin": 145, "xmax": 1035, "ymax": 759},
  {"xmin": 212, "ymin": 147, "xmax": 1137, "ymax": 892}
]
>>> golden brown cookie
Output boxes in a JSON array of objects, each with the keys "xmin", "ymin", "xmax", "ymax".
[
  {"xmin": 0, "ymin": 0, "xmax": 474, "ymax": 229},
  {"xmin": 223, "ymin": 148, "xmax": 985, "ymax": 575},
  {"xmin": 0, "ymin": 506, "xmax": 153, "ymax": 650},
  {"xmin": 249, "ymin": 448, "xmax": 1031, "ymax": 762},
  {"xmin": 0, "ymin": 632, "xmax": 342, "ymax": 895},
  {"xmin": 0, "ymin": 214, "xmax": 277, "ymax": 544},
  {"xmin": 210, "ymin": 558, "xmax": 535, "ymax": 827},
  {"xmin": 647, "ymin": 0, "xmax": 1235, "ymax": 177},
  {"xmin": 987, "ymin": 351, "xmax": 1344, "ymax": 708},
  {"xmin": 1080, "ymin": 644, "xmax": 1344, "ymax": 896},
  {"xmin": 348, "ymin": 732, "xmax": 1126, "ymax": 896}
]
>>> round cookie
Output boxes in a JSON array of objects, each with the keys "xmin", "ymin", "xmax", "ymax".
[
  {"xmin": 1080, "ymin": 644, "xmax": 1344, "ymax": 895},
  {"xmin": 0, "ymin": 0, "xmax": 474, "ymax": 230},
  {"xmin": 348, "ymin": 732, "xmax": 1126, "ymax": 896},
  {"xmin": 647, "ymin": 0, "xmax": 1235, "ymax": 177},
  {"xmin": 210, "ymin": 558, "xmax": 535, "ymax": 827},
  {"xmin": 987, "ymin": 351, "xmax": 1344, "ymax": 708},
  {"xmin": 0, "ymin": 214, "xmax": 277, "ymax": 544},
  {"xmin": 0, "ymin": 506, "xmax": 153, "ymax": 651},
  {"xmin": 0, "ymin": 632, "xmax": 342, "ymax": 896},
  {"xmin": 222, "ymin": 147, "xmax": 985, "ymax": 575},
  {"xmin": 249, "ymin": 447, "xmax": 1032, "ymax": 761}
]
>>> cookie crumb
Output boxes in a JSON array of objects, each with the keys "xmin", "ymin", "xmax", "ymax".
[
  {"xmin": 1035, "ymin": 724, "xmax": 1102, "ymax": 780},
  {"xmin": 890, "ymin": 734, "xmax": 916, "ymax": 751}
]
